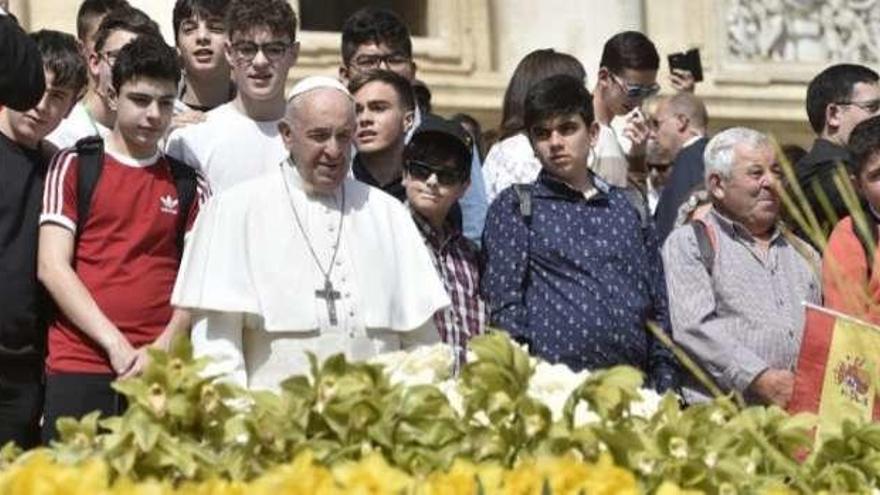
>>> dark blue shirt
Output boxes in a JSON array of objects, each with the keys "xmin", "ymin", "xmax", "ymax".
[{"xmin": 481, "ymin": 170, "xmax": 679, "ymax": 392}]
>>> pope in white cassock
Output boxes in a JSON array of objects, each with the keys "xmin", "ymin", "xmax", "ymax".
[{"xmin": 171, "ymin": 76, "xmax": 450, "ymax": 390}]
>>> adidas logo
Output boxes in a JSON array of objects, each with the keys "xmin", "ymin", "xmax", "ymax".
[{"xmin": 160, "ymin": 195, "xmax": 179, "ymax": 215}]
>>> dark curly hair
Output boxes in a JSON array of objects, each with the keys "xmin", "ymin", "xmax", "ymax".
[
  {"xmin": 112, "ymin": 35, "xmax": 181, "ymax": 93},
  {"xmin": 225, "ymin": 0, "xmax": 297, "ymax": 43}
]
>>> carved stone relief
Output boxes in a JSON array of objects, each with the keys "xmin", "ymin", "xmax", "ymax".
[{"xmin": 726, "ymin": 0, "xmax": 880, "ymax": 63}]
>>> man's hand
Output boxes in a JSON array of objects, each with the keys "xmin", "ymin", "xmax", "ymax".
[
  {"xmin": 624, "ymin": 109, "xmax": 650, "ymax": 157},
  {"xmin": 168, "ymin": 109, "xmax": 206, "ymax": 135},
  {"xmin": 750, "ymin": 369, "xmax": 795, "ymax": 407},
  {"xmin": 669, "ymin": 68, "xmax": 696, "ymax": 93}
]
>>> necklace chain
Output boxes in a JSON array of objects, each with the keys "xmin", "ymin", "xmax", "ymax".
[{"xmin": 279, "ymin": 160, "xmax": 345, "ymax": 280}]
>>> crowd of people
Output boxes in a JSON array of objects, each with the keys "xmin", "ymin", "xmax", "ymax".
[{"xmin": 1, "ymin": 0, "xmax": 878, "ymax": 453}]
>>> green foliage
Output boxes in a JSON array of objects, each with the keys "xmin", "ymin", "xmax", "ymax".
[{"xmin": 6, "ymin": 332, "xmax": 880, "ymax": 493}]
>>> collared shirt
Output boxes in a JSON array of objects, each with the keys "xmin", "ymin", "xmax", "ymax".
[
  {"xmin": 662, "ymin": 208, "xmax": 821, "ymax": 403},
  {"xmin": 411, "ymin": 211, "xmax": 486, "ymax": 372},
  {"xmin": 481, "ymin": 170, "xmax": 680, "ymax": 391}
]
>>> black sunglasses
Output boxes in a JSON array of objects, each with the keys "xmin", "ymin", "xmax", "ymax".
[{"xmin": 405, "ymin": 160, "xmax": 467, "ymax": 186}]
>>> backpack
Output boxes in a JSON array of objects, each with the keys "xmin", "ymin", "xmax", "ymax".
[
  {"xmin": 73, "ymin": 135, "xmax": 198, "ymax": 256},
  {"xmin": 689, "ymin": 216, "xmax": 816, "ymax": 275},
  {"xmin": 511, "ymin": 182, "xmax": 650, "ymax": 229}
]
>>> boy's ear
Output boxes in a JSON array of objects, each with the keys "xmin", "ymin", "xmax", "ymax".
[
  {"xmin": 403, "ymin": 109, "xmax": 415, "ymax": 134},
  {"xmin": 588, "ymin": 121, "xmax": 600, "ymax": 147}
]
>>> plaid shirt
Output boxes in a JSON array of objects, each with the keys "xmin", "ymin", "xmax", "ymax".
[{"xmin": 411, "ymin": 211, "xmax": 486, "ymax": 372}]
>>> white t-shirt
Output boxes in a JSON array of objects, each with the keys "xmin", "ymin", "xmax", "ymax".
[
  {"xmin": 482, "ymin": 133, "xmax": 541, "ymax": 205},
  {"xmin": 165, "ymin": 102, "xmax": 287, "ymax": 193},
  {"xmin": 45, "ymin": 102, "xmax": 110, "ymax": 150},
  {"xmin": 592, "ymin": 123, "xmax": 630, "ymax": 188}
]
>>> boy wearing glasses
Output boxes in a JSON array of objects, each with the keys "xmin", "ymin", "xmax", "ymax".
[
  {"xmin": 350, "ymin": 70, "xmax": 415, "ymax": 202},
  {"xmin": 481, "ymin": 75, "xmax": 679, "ymax": 392},
  {"xmin": 166, "ymin": 0, "xmax": 298, "ymax": 192},
  {"xmin": 171, "ymin": 0, "xmax": 233, "ymax": 116},
  {"xmin": 403, "ymin": 115, "xmax": 486, "ymax": 371},
  {"xmin": 592, "ymin": 31, "xmax": 660, "ymax": 189},
  {"xmin": 796, "ymin": 64, "xmax": 880, "ymax": 239},
  {"xmin": 38, "ymin": 36, "xmax": 207, "ymax": 442},
  {"xmin": 339, "ymin": 7, "xmax": 415, "ymax": 84},
  {"xmin": 47, "ymin": 5, "xmax": 159, "ymax": 149}
]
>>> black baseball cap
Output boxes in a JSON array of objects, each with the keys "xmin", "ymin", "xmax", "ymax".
[{"xmin": 410, "ymin": 114, "xmax": 473, "ymax": 166}]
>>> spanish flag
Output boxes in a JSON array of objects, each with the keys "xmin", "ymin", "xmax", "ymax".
[{"xmin": 788, "ymin": 304, "xmax": 880, "ymax": 441}]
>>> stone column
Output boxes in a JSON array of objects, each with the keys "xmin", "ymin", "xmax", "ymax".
[{"xmin": 490, "ymin": 0, "xmax": 643, "ymax": 85}]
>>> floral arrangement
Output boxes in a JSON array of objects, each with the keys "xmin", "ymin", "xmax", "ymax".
[{"xmin": 1, "ymin": 333, "xmax": 879, "ymax": 494}]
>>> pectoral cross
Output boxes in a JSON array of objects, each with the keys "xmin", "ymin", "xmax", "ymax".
[{"xmin": 315, "ymin": 278, "xmax": 341, "ymax": 325}]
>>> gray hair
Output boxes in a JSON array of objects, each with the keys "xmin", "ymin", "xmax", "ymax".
[{"xmin": 703, "ymin": 127, "xmax": 772, "ymax": 180}]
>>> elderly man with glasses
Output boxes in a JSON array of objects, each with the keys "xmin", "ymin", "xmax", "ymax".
[{"xmin": 166, "ymin": 0, "xmax": 299, "ymax": 193}]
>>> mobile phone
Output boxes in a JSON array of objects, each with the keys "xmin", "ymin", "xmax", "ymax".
[{"xmin": 668, "ymin": 48, "xmax": 703, "ymax": 82}]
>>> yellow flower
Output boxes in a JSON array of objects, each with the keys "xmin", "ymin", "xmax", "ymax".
[
  {"xmin": 332, "ymin": 453, "xmax": 414, "ymax": 495},
  {"xmin": 420, "ymin": 459, "xmax": 481, "ymax": 495},
  {"xmin": 251, "ymin": 451, "xmax": 337, "ymax": 495},
  {"xmin": 0, "ymin": 452, "xmax": 110, "ymax": 495}
]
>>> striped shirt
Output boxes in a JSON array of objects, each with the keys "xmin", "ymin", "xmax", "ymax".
[
  {"xmin": 411, "ymin": 211, "xmax": 486, "ymax": 372},
  {"xmin": 662, "ymin": 208, "xmax": 821, "ymax": 404}
]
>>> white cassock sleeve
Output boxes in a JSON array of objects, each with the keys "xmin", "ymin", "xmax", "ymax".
[
  {"xmin": 191, "ymin": 310, "xmax": 247, "ymax": 388},
  {"xmin": 399, "ymin": 318, "xmax": 441, "ymax": 350}
]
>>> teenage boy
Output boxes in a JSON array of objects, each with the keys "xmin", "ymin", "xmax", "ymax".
[
  {"xmin": 824, "ymin": 114, "xmax": 880, "ymax": 324},
  {"xmin": 592, "ymin": 31, "xmax": 659, "ymax": 189},
  {"xmin": 171, "ymin": 0, "xmax": 233, "ymax": 115},
  {"xmin": 481, "ymin": 74, "xmax": 679, "ymax": 392},
  {"xmin": 75, "ymin": 0, "xmax": 129, "ymax": 59},
  {"xmin": 38, "ymin": 36, "xmax": 207, "ymax": 443},
  {"xmin": 339, "ymin": 7, "xmax": 488, "ymax": 245},
  {"xmin": 403, "ymin": 115, "xmax": 485, "ymax": 372},
  {"xmin": 166, "ymin": 0, "xmax": 298, "ymax": 192},
  {"xmin": 47, "ymin": 5, "xmax": 160, "ymax": 149},
  {"xmin": 0, "ymin": 30, "xmax": 86, "ymax": 449},
  {"xmin": 350, "ymin": 70, "xmax": 415, "ymax": 201}
]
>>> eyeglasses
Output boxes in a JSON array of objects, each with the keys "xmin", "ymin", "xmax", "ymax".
[
  {"xmin": 406, "ymin": 160, "xmax": 467, "ymax": 186},
  {"xmin": 839, "ymin": 99, "xmax": 880, "ymax": 113},
  {"xmin": 230, "ymin": 41, "xmax": 291, "ymax": 63},
  {"xmin": 350, "ymin": 53, "xmax": 412, "ymax": 71},
  {"xmin": 611, "ymin": 73, "xmax": 660, "ymax": 100}
]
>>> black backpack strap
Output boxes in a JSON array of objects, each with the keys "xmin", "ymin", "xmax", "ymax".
[
  {"xmin": 690, "ymin": 220, "xmax": 715, "ymax": 274},
  {"xmin": 74, "ymin": 136, "xmax": 105, "ymax": 239},
  {"xmin": 512, "ymin": 183, "xmax": 533, "ymax": 226},
  {"xmin": 166, "ymin": 155, "xmax": 198, "ymax": 257}
]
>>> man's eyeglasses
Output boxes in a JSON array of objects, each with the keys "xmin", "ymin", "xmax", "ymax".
[
  {"xmin": 230, "ymin": 41, "xmax": 291, "ymax": 63},
  {"xmin": 350, "ymin": 53, "xmax": 412, "ymax": 71},
  {"xmin": 838, "ymin": 99, "xmax": 880, "ymax": 114},
  {"xmin": 405, "ymin": 160, "xmax": 467, "ymax": 186},
  {"xmin": 611, "ymin": 73, "xmax": 660, "ymax": 100}
]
